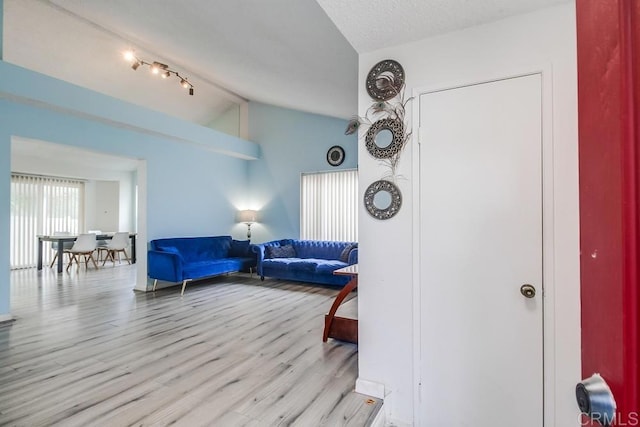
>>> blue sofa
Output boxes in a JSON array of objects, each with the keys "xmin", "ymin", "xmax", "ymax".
[
  {"xmin": 254, "ymin": 239, "xmax": 358, "ymax": 286},
  {"xmin": 148, "ymin": 236, "xmax": 256, "ymax": 295}
]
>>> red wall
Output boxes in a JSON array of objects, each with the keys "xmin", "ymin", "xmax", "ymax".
[{"xmin": 577, "ymin": 0, "xmax": 639, "ymax": 424}]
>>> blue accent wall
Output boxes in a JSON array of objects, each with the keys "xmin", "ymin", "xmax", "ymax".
[
  {"xmin": 0, "ymin": 60, "xmax": 255, "ymax": 316},
  {"xmin": 0, "ymin": 61, "xmax": 356, "ymax": 317},
  {"xmin": 247, "ymin": 102, "xmax": 357, "ymax": 242}
]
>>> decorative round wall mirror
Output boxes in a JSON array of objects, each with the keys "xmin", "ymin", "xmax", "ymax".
[
  {"xmin": 365, "ymin": 118, "xmax": 404, "ymax": 159},
  {"xmin": 374, "ymin": 129, "xmax": 393, "ymax": 148},
  {"xmin": 366, "ymin": 59, "xmax": 405, "ymax": 101},
  {"xmin": 373, "ymin": 189, "xmax": 392, "ymax": 209},
  {"xmin": 364, "ymin": 180, "xmax": 402, "ymax": 220}
]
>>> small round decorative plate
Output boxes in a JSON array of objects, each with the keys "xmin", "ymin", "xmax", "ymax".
[
  {"xmin": 365, "ymin": 118, "xmax": 405, "ymax": 159},
  {"xmin": 364, "ymin": 180, "xmax": 402, "ymax": 220},
  {"xmin": 366, "ymin": 59, "xmax": 405, "ymax": 101},
  {"xmin": 326, "ymin": 145, "xmax": 345, "ymax": 167}
]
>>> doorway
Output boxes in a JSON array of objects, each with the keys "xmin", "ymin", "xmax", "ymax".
[
  {"xmin": 417, "ymin": 74, "xmax": 544, "ymax": 425},
  {"xmin": 9, "ymin": 137, "xmax": 148, "ymax": 291}
]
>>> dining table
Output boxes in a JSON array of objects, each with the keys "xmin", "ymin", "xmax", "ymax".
[{"xmin": 37, "ymin": 233, "xmax": 137, "ymax": 273}]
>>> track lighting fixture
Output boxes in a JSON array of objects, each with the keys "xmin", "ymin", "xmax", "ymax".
[{"xmin": 123, "ymin": 50, "xmax": 194, "ymax": 95}]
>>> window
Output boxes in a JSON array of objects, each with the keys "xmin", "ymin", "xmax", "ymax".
[
  {"xmin": 10, "ymin": 174, "xmax": 84, "ymax": 269},
  {"xmin": 301, "ymin": 169, "xmax": 358, "ymax": 241}
]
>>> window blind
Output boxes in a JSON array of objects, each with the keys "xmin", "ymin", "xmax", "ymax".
[
  {"xmin": 10, "ymin": 174, "xmax": 84, "ymax": 269},
  {"xmin": 301, "ymin": 169, "xmax": 358, "ymax": 242}
]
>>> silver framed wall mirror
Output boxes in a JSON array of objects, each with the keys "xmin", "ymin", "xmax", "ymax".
[
  {"xmin": 364, "ymin": 180, "xmax": 402, "ymax": 220},
  {"xmin": 365, "ymin": 118, "xmax": 405, "ymax": 159},
  {"xmin": 366, "ymin": 59, "xmax": 405, "ymax": 101}
]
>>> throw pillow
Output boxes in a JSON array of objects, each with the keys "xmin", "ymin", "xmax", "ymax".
[
  {"xmin": 339, "ymin": 243, "xmax": 358, "ymax": 263},
  {"xmin": 266, "ymin": 244, "xmax": 296, "ymax": 259},
  {"xmin": 229, "ymin": 239, "xmax": 251, "ymax": 257}
]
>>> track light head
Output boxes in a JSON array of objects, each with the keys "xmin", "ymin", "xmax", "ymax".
[
  {"xmin": 123, "ymin": 50, "xmax": 136, "ymax": 62},
  {"xmin": 123, "ymin": 52, "xmax": 193, "ymax": 96},
  {"xmin": 150, "ymin": 61, "xmax": 167, "ymax": 75}
]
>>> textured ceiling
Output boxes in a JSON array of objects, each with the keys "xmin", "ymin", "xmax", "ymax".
[{"xmin": 317, "ymin": 0, "xmax": 571, "ymax": 53}]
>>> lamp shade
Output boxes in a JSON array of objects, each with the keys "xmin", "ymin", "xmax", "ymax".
[{"xmin": 237, "ymin": 209, "xmax": 258, "ymax": 224}]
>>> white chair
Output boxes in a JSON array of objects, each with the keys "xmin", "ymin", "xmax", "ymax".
[
  {"xmin": 88, "ymin": 230, "xmax": 108, "ymax": 260},
  {"xmin": 66, "ymin": 233, "xmax": 98, "ymax": 272},
  {"xmin": 49, "ymin": 231, "xmax": 74, "ymax": 268},
  {"xmin": 101, "ymin": 232, "xmax": 131, "ymax": 266}
]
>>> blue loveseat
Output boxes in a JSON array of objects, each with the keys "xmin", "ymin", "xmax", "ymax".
[
  {"xmin": 253, "ymin": 239, "xmax": 358, "ymax": 287},
  {"xmin": 148, "ymin": 236, "xmax": 256, "ymax": 295}
]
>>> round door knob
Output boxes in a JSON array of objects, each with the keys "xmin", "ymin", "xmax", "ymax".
[{"xmin": 520, "ymin": 284, "xmax": 536, "ymax": 299}]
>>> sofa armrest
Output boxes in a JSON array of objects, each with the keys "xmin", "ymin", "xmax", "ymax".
[
  {"xmin": 148, "ymin": 250, "xmax": 184, "ymax": 283},
  {"xmin": 253, "ymin": 240, "xmax": 286, "ymax": 277},
  {"xmin": 348, "ymin": 248, "xmax": 358, "ymax": 265}
]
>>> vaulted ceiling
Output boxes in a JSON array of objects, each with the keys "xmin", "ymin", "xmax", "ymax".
[{"xmin": 2, "ymin": 0, "xmax": 570, "ymax": 127}]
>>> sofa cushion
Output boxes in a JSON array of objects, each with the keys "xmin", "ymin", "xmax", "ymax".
[
  {"xmin": 339, "ymin": 243, "xmax": 358, "ymax": 263},
  {"xmin": 262, "ymin": 258, "xmax": 298, "ymax": 270},
  {"xmin": 229, "ymin": 239, "xmax": 251, "ymax": 257},
  {"xmin": 315, "ymin": 259, "xmax": 349, "ymax": 274},
  {"xmin": 203, "ymin": 238, "xmax": 232, "ymax": 260},
  {"xmin": 288, "ymin": 260, "xmax": 318, "ymax": 272},
  {"xmin": 266, "ymin": 244, "xmax": 296, "ymax": 259},
  {"xmin": 154, "ymin": 236, "xmax": 232, "ymax": 262},
  {"xmin": 291, "ymin": 240, "xmax": 350, "ymax": 260}
]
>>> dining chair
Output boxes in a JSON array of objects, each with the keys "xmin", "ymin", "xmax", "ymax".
[
  {"xmin": 88, "ymin": 230, "xmax": 108, "ymax": 261},
  {"xmin": 101, "ymin": 232, "xmax": 131, "ymax": 266},
  {"xmin": 49, "ymin": 231, "xmax": 74, "ymax": 268},
  {"xmin": 66, "ymin": 233, "xmax": 98, "ymax": 272}
]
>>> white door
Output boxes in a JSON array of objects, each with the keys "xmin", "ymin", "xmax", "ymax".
[{"xmin": 419, "ymin": 74, "xmax": 543, "ymax": 426}]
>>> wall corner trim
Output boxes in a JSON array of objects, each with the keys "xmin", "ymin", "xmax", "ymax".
[{"xmin": 356, "ymin": 377, "xmax": 385, "ymax": 399}]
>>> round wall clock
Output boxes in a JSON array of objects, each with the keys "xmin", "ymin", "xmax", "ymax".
[{"xmin": 327, "ymin": 145, "xmax": 345, "ymax": 167}]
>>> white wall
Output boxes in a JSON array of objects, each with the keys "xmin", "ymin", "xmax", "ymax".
[
  {"xmin": 87, "ymin": 180, "xmax": 119, "ymax": 232},
  {"xmin": 357, "ymin": 3, "xmax": 579, "ymax": 425}
]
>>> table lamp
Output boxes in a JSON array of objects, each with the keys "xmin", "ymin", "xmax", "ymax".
[{"xmin": 237, "ymin": 209, "xmax": 258, "ymax": 239}]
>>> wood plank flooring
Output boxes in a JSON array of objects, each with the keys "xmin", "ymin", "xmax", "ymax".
[{"xmin": 1, "ymin": 265, "xmax": 380, "ymax": 426}]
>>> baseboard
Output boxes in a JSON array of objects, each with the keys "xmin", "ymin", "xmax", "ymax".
[
  {"xmin": 356, "ymin": 377, "xmax": 385, "ymax": 399},
  {"xmin": 0, "ymin": 313, "xmax": 15, "ymax": 324},
  {"xmin": 370, "ymin": 403, "xmax": 386, "ymax": 427},
  {"xmin": 133, "ymin": 282, "xmax": 150, "ymax": 292}
]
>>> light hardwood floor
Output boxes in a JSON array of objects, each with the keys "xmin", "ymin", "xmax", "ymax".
[{"xmin": 1, "ymin": 265, "xmax": 380, "ymax": 426}]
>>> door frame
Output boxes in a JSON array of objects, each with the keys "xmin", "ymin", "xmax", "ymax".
[{"xmin": 411, "ymin": 66, "xmax": 555, "ymax": 426}]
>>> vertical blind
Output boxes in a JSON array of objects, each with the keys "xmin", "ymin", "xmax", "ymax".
[
  {"xmin": 10, "ymin": 174, "xmax": 84, "ymax": 269},
  {"xmin": 301, "ymin": 169, "xmax": 358, "ymax": 242}
]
